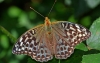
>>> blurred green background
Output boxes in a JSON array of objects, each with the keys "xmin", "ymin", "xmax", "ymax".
[{"xmin": 0, "ymin": 0, "xmax": 100, "ymax": 63}]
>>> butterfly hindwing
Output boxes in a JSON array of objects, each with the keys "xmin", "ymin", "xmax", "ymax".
[{"xmin": 54, "ymin": 36, "xmax": 74, "ymax": 59}]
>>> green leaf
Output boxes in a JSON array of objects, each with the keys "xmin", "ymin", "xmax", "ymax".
[
  {"xmin": 27, "ymin": 58, "xmax": 37, "ymax": 63},
  {"xmin": 0, "ymin": 0, "xmax": 4, "ymax": 3},
  {"xmin": 85, "ymin": 0, "xmax": 100, "ymax": 9},
  {"xmin": 75, "ymin": 43, "xmax": 88, "ymax": 51},
  {"xmin": 0, "ymin": 50, "xmax": 6, "ymax": 59},
  {"xmin": 87, "ymin": 17, "xmax": 100, "ymax": 50},
  {"xmin": 8, "ymin": 6, "xmax": 22, "ymax": 18},
  {"xmin": 9, "ymin": 59, "xmax": 19, "ymax": 63},
  {"xmin": 18, "ymin": 12, "xmax": 33, "ymax": 29},
  {"xmin": 61, "ymin": 49, "xmax": 85, "ymax": 63},
  {"xmin": 28, "ymin": 11, "xmax": 36, "ymax": 20},
  {"xmin": 68, "ymin": 15, "xmax": 78, "ymax": 23},
  {"xmin": 1, "ymin": 35, "xmax": 9, "ymax": 49},
  {"xmin": 11, "ymin": 29, "xmax": 18, "ymax": 38},
  {"xmin": 16, "ymin": 55, "xmax": 25, "ymax": 60},
  {"xmin": 80, "ymin": 16, "xmax": 91, "ymax": 27},
  {"xmin": 82, "ymin": 53, "xmax": 100, "ymax": 63},
  {"xmin": 65, "ymin": 0, "xmax": 71, "ymax": 5}
]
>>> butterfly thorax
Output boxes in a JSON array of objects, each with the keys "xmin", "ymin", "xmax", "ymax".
[{"xmin": 44, "ymin": 17, "xmax": 52, "ymax": 34}]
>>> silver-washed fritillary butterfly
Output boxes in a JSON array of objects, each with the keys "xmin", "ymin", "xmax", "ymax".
[
  {"xmin": 12, "ymin": 0, "xmax": 91, "ymax": 62},
  {"xmin": 12, "ymin": 17, "xmax": 91, "ymax": 62}
]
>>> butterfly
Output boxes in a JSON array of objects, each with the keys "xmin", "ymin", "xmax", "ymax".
[{"xmin": 12, "ymin": 17, "xmax": 91, "ymax": 62}]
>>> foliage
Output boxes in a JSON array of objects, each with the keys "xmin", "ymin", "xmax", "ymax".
[{"xmin": 0, "ymin": 0, "xmax": 100, "ymax": 63}]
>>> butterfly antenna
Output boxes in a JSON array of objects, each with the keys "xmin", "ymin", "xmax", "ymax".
[
  {"xmin": 30, "ymin": 7, "xmax": 45, "ymax": 18},
  {"xmin": 48, "ymin": 0, "xmax": 57, "ymax": 16}
]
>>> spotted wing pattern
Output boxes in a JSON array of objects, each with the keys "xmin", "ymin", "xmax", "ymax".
[
  {"xmin": 51, "ymin": 21, "xmax": 91, "ymax": 59},
  {"xmin": 12, "ymin": 25, "xmax": 53, "ymax": 62},
  {"xmin": 12, "ymin": 21, "xmax": 91, "ymax": 62}
]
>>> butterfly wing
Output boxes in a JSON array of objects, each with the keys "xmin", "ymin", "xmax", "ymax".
[
  {"xmin": 12, "ymin": 25, "xmax": 53, "ymax": 62},
  {"xmin": 52, "ymin": 33, "xmax": 74, "ymax": 59},
  {"xmin": 51, "ymin": 21, "xmax": 91, "ymax": 59}
]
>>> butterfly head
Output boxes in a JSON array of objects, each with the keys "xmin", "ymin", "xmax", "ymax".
[{"xmin": 45, "ymin": 17, "xmax": 51, "ymax": 26}]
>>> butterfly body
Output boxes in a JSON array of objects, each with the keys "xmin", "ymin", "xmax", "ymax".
[{"xmin": 12, "ymin": 17, "xmax": 91, "ymax": 62}]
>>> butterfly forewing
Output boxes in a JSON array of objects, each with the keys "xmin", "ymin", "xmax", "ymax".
[
  {"xmin": 12, "ymin": 25, "xmax": 53, "ymax": 62},
  {"xmin": 51, "ymin": 21, "xmax": 91, "ymax": 59},
  {"xmin": 12, "ymin": 25, "xmax": 42, "ymax": 55}
]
